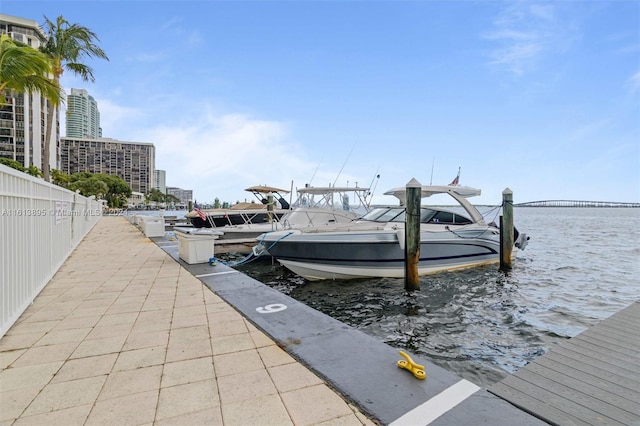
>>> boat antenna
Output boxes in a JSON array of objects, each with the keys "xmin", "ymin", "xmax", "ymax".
[
  {"xmin": 332, "ymin": 143, "xmax": 355, "ymax": 187},
  {"xmin": 429, "ymin": 156, "xmax": 435, "ymax": 185},
  {"xmin": 366, "ymin": 168, "xmax": 379, "ymax": 201},
  {"xmin": 366, "ymin": 169, "xmax": 381, "ymax": 207},
  {"xmin": 308, "ymin": 160, "xmax": 322, "ymax": 186},
  {"xmin": 367, "ymin": 167, "xmax": 380, "ymax": 190}
]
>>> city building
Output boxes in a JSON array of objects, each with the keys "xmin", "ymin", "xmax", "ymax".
[
  {"xmin": 0, "ymin": 14, "xmax": 59, "ymax": 171},
  {"xmin": 66, "ymin": 88, "xmax": 101, "ymax": 139},
  {"xmin": 155, "ymin": 169, "xmax": 166, "ymax": 194},
  {"xmin": 166, "ymin": 187, "xmax": 193, "ymax": 204},
  {"xmin": 59, "ymin": 137, "xmax": 155, "ymax": 194}
]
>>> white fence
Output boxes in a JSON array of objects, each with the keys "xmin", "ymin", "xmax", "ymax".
[{"xmin": 0, "ymin": 164, "xmax": 103, "ymax": 338}]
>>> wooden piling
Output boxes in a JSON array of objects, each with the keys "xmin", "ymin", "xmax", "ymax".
[
  {"xmin": 405, "ymin": 178, "xmax": 421, "ymax": 290},
  {"xmin": 500, "ymin": 188, "xmax": 514, "ymax": 271},
  {"xmin": 267, "ymin": 194, "xmax": 274, "ymax": 223}
]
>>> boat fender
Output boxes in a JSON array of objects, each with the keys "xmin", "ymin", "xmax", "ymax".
[{"xmin": 397, "ymin": 351, "xmax": 426, "ymax": 380}]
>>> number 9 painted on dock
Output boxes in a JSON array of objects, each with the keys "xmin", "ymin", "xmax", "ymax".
[{"xmin": 256, "ymin": 304, "xmax": 287, "ymax": 314}]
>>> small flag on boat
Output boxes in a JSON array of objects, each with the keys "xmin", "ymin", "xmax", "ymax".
[
  {"xmin": 449, "ymin": 167, "xmax": 461, "ymax": 186},
  {"xmin": 194, "ymin": 201, "xmax": 206, "ymax": 221}
]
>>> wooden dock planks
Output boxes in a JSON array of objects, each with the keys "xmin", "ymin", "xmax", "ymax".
[{"xmin": 489, "ymin": 301, "xmax": 640, "ymax": 426}]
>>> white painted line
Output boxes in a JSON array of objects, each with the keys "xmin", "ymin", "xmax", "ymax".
[
  {"xmin": 196, "ymin": 271, "xmax": 239, "ymax": 278},
  {"xmin": 389, "ymin": 379, "xmax": 480, "ymax": 426}
]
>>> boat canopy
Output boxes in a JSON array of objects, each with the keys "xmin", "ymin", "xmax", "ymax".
[
  {"xmin": 244, "ymin": 185, "xmax": 290, "ymax": 194},
  {"xmin": 384, "ymin": 185, "xmax": 481, "ymax": 204}
]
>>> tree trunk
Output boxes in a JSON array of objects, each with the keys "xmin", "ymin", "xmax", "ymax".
[
  {"xmin": 43, "ymin": 99, "xmax": 54, "ymax": 182},
  {"xmin": 43, "ymin": 71, "xmax": 62, "ymax": 183}
]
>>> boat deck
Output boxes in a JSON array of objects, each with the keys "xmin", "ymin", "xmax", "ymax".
[{"xmin": 489, "ymin": 301, "xmax": 640, "ymax": 425}]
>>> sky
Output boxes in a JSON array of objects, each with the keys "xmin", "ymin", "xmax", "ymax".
[{"xmin": 3, "ymin": 0, "xmax": 639, "ymax": 205}]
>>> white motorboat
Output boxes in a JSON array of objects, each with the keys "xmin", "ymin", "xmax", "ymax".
[
  {"xmin": 255, "ymin": 184, "xmax": 529, "ymax": 281},
  {"xmin": 185, "ymin": 185, "xmax": 291, "ymax": 229},
  {"xmin": 220, "ymin": 184, "xmax": 372, "ymax": 240}
]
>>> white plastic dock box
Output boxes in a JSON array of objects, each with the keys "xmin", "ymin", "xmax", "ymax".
[
  {"xmin": 174, "ymin": 227, "xmax": 222, "ymax": 264},
  {"xmin": 142, "ymin": 216, "xmax": 165, "ymax": 238}
]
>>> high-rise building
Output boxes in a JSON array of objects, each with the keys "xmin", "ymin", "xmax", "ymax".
[
  {"xmin": 60, "ymin": 137, "xmax": 155, "ymax": 194},
  {"xmin": 166, "ymin": 187, "xmax": 193, "ymax": 204},
  {"xmin": 155, "ymin": 169, "xmax": 166, "ymax": 194},
  {"xmin": 0, "ymin": 14, "xmax": 59, "ymax": 171},
  {"xmin": 66, "ymin": 88, "xmax": 101, "ymax": 138}
]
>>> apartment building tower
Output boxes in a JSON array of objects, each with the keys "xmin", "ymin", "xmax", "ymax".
[
  {"xmin": 155, "ymin": 169, "xmax": 167, "ymax": 194},
  {"xmin": 166, "ymin": 187, "xmax": 193, "ymax": 204},
  {"xmin": 60, "ymin": 137, "xmax": 155, "ymax": 194},
  {"xmin": 0, "ymin": 14, "xmax": 59, "ymax": 171},
  {"xmin": 66, "ymin": 88, "xmax": 102, "ymax": 139}
]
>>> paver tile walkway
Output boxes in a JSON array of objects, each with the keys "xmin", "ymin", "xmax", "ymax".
[{"xmin": 0, "ymin": 216, "xmax": 375, "ymax": 425}]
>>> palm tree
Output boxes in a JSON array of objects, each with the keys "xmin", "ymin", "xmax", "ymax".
[
  {"xmin": 39, "ymin": 15, "xmax": 109, "ymax": 182},
  {"xmin": 0, "ymin": 33, "xmax": 61, "ymax": 110}
]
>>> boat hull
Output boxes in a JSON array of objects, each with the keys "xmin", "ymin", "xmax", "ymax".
[{"xmin": 262, "ymin": 229, "xmax": 501, "ymax": 280}]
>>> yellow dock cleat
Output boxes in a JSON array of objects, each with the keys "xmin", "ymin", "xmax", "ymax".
[{"xmin": 397, "ymin": 351, "xmax": 426, "ymax": 380}]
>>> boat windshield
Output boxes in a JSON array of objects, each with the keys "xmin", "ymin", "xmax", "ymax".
[
  {"xmin": 360, "ymin": 207, "xmax": 405, "ymax": 222},
  {"xmin": 420, "ymin": 208, "xmax": 472, "ymax": 224},
  {"xmin": 359, "ymin": 207, "xmax": 473, "ymax": 224}
]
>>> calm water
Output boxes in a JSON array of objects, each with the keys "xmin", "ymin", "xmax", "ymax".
[{"xmin": 229, "ymin": 207, "xmax": 640, "ymax": 389}]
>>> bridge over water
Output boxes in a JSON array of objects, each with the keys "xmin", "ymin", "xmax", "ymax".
[{"xmin": 514, "ymin": 200, "xmax": 640, "ymax": 208}]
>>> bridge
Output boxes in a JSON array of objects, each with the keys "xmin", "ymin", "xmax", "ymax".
[{"xmin": 514, "ymin": 200, "xmax": 640, "ymax": 208}]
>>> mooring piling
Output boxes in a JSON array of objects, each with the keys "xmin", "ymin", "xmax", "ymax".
[
  {"xmin": 267, "ymin": 193, "xmax": 274, "ymax": 222},
  {"xmin": 500, "ymin": 187, "xmax": 514, "ymax": 271},
  {"xmin": 405, "ymin": 178, "xmax": 421, "ymax": 290}
]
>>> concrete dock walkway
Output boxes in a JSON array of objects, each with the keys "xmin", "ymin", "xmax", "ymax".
[{"xmin": 0, "ymin": 217, "xmax": 374, "ymax": 425}]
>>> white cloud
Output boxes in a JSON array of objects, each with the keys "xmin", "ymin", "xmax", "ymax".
[
  {"xmin": 488, "ymin": 42, "xmax": 542, "ymax": 75},
  {"xmin": 484, "ymin": 2, "xmax": 578, "ymax": 76},
  {"xmin": 132, "ymin": 104, "xmax": 320, "ymax": 202},
  {"xmin": 95, "ymin": 100, "xmax": 144, "ymax": 138},
  {"xmin": 484, "ymin": 29, "xmax": 538, "ymax": 42}
]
